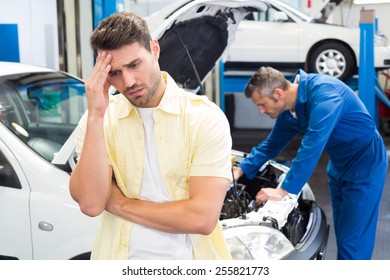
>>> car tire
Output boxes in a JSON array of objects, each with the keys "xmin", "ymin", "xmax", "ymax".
[{"xmin": 308, "ymin": 42, "xmax": 355, "ymax": 81}]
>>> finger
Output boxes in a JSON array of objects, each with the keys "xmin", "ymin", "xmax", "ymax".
[
  {"xmin": 255, "ymin": 192, "xmax": 264, "ymax": 205},
  {"xmin": 103, "ymin": 78, "xmax": 112, "ymax": 94},
  {"xmin": 95, "ymin": 52, "xmax": 112, "ymax": 79},
  {"xmin": 88, "ymin": 53, "xmax": 112, "ymax": 93},
  {"xmin": 95, "ymin": 51, "xmax": 111, "ymax": 69},
  {"xmin": 255, "ymin": 196, "xmax": 266, "ymax": 207}
]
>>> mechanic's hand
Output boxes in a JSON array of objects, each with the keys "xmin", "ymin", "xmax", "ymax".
[
  {"xmin": 232, "ymin": 166, "xmax": 244, "ymax": 182},
  {"xmin": 255, "ymin": 187, "xmax": 288, "ymax": 206},
  {"xmin": 84, "ymin": 51, "xmax": 112, "ymax": 117}
]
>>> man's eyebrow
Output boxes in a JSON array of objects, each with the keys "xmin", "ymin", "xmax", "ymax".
[
  {"xmin": 109, "ymin": 58, "xmax": 141, "ymax": 74},
  {"xmin": 124, "ymin": 58, "xmax": 141, "ymax": 66}
]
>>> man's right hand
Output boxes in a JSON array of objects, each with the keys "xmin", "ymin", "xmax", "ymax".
[{"xmin": 84, "ymin": 51, "xmax": 112, "ymax": 118}]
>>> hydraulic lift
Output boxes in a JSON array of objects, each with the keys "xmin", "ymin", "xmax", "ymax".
[{"xmin": 219, "ymin": 8, "xmax": 390, "ymax": 131}]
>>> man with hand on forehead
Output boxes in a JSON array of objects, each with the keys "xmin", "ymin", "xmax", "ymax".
[{"xmin": 70, "ymin": 11, "xmax": 233, "ymax": 260}]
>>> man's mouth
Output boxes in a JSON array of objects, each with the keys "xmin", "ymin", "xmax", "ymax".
[{"xmin": 126, "ymin": 87, "xmax": 143, "ymax": 97}]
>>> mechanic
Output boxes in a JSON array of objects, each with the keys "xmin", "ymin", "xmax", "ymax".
[
  {"xmin": 233, "ymin": 66, "xmax": 388, "ymax": 260},
  {"xmin": 69, "ymin": 11, "xmax": 233, "ymax": 260}
]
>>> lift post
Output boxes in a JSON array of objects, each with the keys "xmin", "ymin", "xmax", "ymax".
[
  {"xmin": 358, "ymin": 9, "xmax": 377, "ymax": 125},
  {"xmin": 93, "ymin": 0, "xmax": 124, "ymax": 28}
]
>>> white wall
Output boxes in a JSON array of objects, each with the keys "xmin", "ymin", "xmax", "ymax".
[
  {"xmin": 298, "ymin": 0, "xmax": 390, "ymax": 40},
  {"xmin": 79, "ymin": 0, "xmax": 94, "ymax": 79},
  {"xmin": 338, "ymin": 3, "xmax": 390, "ymax": 40},
  {"xmin": 0, "ymin": 0, "xmax": 59, "ymax": 69}
]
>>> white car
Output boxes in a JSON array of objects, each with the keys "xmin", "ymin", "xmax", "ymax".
[
  {"xmin": 0, "ymin": 0, "xmax": 327, "ymax": 260},
  {"xmin": 0, "ymin": 62, "xmax": 98, "ymax": 259},
  {"xmin": 146, "ymin": 0, "xmax": 390, "ymax": 81}
]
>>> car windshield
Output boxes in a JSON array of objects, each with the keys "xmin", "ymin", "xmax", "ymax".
[{"xmin": 0, "ymin": 71, "xmax": 86, "ymax": 162}]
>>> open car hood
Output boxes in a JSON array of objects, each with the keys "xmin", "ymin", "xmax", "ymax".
[{"xmin": 152, "ymin": 0, "xmax": 268, "ymax": 92}]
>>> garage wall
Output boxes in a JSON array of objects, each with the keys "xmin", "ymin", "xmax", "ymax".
[
  {"xmin": 126, "ymin": 0, "xmax": 174, "ymax": 16},
  {"xmin": 228, "ymin": 93, "xmax": 276, "ymax": 129},
  {"xmin": 0, "ymin": 0, "xmax": 58, "ymax": 69},
  {"xmin": 0, "ymin": 24, "xmax": 20, "ymax": 62},
  {"xmin": 338, "ymin": 3, "xmax": 390, "ymax": 40},
  {"xmin": 300, "ymin": 0, "xmax": 390, "ymax": 40}
]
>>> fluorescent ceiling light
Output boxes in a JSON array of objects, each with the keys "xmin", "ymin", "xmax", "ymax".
[{"xmin": 354, "ymin": 0, "xmax": 390, "ymax": 4}]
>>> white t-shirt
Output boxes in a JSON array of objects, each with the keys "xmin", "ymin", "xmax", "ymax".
[
  {"xmin": 128, "ymin": 107, "xmax": 193, "ymax": 259},
  {"xmin": 290, "ymin": 74, "xmax": 300, "ymax": 119}
]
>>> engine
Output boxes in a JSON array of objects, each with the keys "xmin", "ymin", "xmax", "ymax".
[{"xmin": 220, "ymin": 162, "xmax": 311, "ymax": 246}]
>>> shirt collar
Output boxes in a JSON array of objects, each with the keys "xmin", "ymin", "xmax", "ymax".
[
  {"xmin": 291, "ymin": 69, "xmax": 309, "ymax": 104},
  {"xmin": 156, "ymin": 72, "xmax": 182, "ymax": 115}
]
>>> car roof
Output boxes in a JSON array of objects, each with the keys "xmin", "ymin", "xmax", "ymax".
[{"xmin": 0, "ymin": 62, "xmax": 56, "ymax": 76}]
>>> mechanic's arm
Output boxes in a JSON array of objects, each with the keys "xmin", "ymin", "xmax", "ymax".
[
  {"xmin": 105, "ymin": 176, "xmax": 229, "ymax": 235},
  {"xmin": 238, "ymin": 117, "xmax": 299, "ymax": 180},
  {"xmin": 69, "ymin": 52, "xmax": 113, "ymax": 217}
]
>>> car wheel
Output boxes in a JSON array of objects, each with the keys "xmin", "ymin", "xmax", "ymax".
[{"xmin": 308, "ymin": 42, "xmax": 355, "ymax": 81}]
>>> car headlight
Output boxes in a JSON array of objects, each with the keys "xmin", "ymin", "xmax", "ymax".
[{"xmin": 223, "ymin": 225, "xmax": 294, "ymax": 260}]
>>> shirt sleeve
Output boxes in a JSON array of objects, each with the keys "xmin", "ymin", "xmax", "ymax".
[
  {"xmin": 189, "ymin": 105, "xmax": 233, "ymax": 181},
  {"xmin": 239, "ymin": 116, "xmax": 299, "ymax": 179}
]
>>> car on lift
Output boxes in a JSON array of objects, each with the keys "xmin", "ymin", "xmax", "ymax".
[
  {"xmin": 0, "ymin": 0, "xmax": 328, "ymax": 260},
  {"xmin": 146, "ymin": 0, "xmax": 390, "ymax": 81}
]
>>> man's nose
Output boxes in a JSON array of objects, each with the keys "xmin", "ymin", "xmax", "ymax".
[
  {"xmin": 258, "ymin": 106, "xmax": 266, "ymax": 114},
  {"xmin": 123, "ymin": 71, "xmax": 136, "ymax": 88}
]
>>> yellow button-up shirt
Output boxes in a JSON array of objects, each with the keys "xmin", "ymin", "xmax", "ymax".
[{"xmin": 75, "ymin": 72, "xmax": 233, "ymax": 259}]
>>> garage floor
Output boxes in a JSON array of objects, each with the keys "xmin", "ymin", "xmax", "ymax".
[{"xmin": 231, "ymin": 128, "xmax": 390, "ymax": 260}]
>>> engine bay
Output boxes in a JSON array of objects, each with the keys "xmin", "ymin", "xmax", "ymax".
[{"xmin": 220, "ymin": 160, "xmax": 314, "ymax": 246}]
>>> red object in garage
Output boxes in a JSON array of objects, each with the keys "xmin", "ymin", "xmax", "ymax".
[{"xmin": 379, "ymin": 71, "xmax": 390, "ymax": 119}]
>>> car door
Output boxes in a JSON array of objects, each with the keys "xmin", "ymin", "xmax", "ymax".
[
  {"xmin": 224, "ymin": 4, "xmax": 300, "ymax": 65},
  {"xmin": 0, "ymin": 137, "xmax": 33, "ymax": 259}
]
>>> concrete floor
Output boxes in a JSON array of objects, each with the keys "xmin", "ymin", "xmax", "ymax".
[{"xmin": 231, "ymin": 128, "xmax": 390, "ymax": 260}]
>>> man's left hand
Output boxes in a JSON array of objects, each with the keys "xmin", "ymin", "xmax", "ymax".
[{"xmin": 255, "ymin": 187, "xmax": 288, "ymax": 206}]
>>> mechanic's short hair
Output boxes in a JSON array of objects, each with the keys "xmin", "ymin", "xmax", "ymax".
[
  {"xmin": 244, "ymin": 67, "xmax": 289, "ymax": 98},
  {"xmin": 90, "ymin": 11, "xmax": 152, "ymax": 54}
]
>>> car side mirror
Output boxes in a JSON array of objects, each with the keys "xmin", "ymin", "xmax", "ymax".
[{"xmin": 273, "ymin": 11, "xmax": 288, "ymax": 22}]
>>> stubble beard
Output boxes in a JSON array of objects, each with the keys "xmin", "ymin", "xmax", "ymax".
[{"xmin": 125, "ymin": 73, "xmax": 161, "ymax": 108}]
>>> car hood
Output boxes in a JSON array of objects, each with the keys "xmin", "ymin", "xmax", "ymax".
[
  {"xmin": 52, "ymin": 0, "xmax": 268, "ymax": 166},
  {"xmin": 152, "ymin": 0, "xmax": 268, "ymax": 92}
]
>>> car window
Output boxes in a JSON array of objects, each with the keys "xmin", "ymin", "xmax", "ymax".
[
  {"xmin": 0, "ymin": 149, "xmax": 21, "ymax": 189},
  {"xmin": 245, "ymin": 5, "xmax": 293, "ymax": 23},
  {"xmin": 0, "ymin": 72, "xmax": 87, "ymax": 162}
]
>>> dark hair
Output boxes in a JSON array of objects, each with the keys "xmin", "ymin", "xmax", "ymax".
[
  {"xmin": 244, "ymin": 66, "xmax": 288, "ymax": 98},
  {"xmin": 90, "ymin": 11, "xmax": 152, "ymax": 54}
]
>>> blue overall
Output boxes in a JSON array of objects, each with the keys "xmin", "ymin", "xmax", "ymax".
[{"xmin": 240, "ymin": 69, "xmax": 388, "ymax": 259}]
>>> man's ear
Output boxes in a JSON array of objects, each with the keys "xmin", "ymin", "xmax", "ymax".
[
  {"xmin": 150, "ymin": 39, "xmax": 160, "ymax": 59},
  {"xmin": 273, "ymin": 88, "xmax": 284, "ymax": 100}
]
